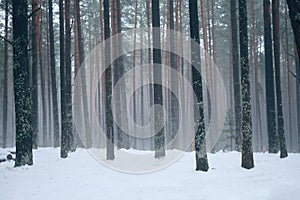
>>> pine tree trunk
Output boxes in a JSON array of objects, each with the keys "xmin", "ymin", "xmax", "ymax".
[
  {"xmin": 230, "ymin": 0, "xmax": 242, "ymax": 151},
  {"xmin": 239, "ymin": 0, "xmax": 254, "ymax": 169},
  {"xmin": 32, "ymin": 0, "xmax": 39, "ymax": 148},
  {"xmin": 104, "ymin": 0, "xmax": 115, "ymax": 160},
  {"xmin": 152, "ymin": 0, "xmax": 165, "ymax": 158},
  {"xmin": 2, "ymin": 0, "xmax": 9, "ymax": 148},
  {"xmin": 60, "ymin": 0, "xmax": 68, "ymax": 158},
  {"xmin": 13, "ymin": 0, "xmax": 33, "ymax": 166},
  {"xmin": 264, "ymin": 0, "xmax": 279, "ymax": 153},
  {"xmin": 49, "ymin": 0, "xmax": 60, "ymax": 148},
  {"xmin": 189, "ymin": 0, "xmax": 209, "ymax": 172},
  {"xmin": 272, "ymin": 0, "xmax": 288, "ymax": 158}
]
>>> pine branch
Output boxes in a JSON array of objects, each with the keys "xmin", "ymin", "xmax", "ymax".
[{"xmin": 0, "ymin": 35, "xmax": 13, "ymax": 45}]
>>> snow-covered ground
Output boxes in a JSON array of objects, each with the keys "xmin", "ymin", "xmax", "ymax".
[{"xmin": 1, "ymin": 148, "xmax": 300, "ymax": 200}]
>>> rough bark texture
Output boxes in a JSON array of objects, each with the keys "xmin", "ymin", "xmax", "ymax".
[
  {"xmin": 13, "ymin": 0, "xmax": 33, "ymax": 166},
  {"xmin": 264, "ymin": 0, "xmax": 279, "ymax": 153},
  {"xmin": 189, "ymin": 0, "xmax": 209, "ymax": 172},
  {"xmin": 152, "ymin": 0, "xmax": 166, "ymax": 158},
  {"xmin": 32, "ymin": 0, "xmax": 39, "ymax": 148},
  {"xmin": 239, "ymin": 0, "xmax": 254, "ymax": 169},
  {"xmin": 272, "ymin": 0, "xmax": 288, "ymax": 158},
  {"xmin": 104, "ymin": 0, "xmax": 115, "ymax": 160},
  {"xmin": 230, "ymin": 0, "xmax": 242, "ymax": 151}
]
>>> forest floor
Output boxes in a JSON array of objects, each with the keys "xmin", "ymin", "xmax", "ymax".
[{"xmin": 0, "ymin": 148, "xmax": 300, "ymax": 200}]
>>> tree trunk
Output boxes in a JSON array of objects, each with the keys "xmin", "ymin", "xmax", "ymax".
[
  {"xmin": 13, "ymin": 0, "xmax": 33, "ymax": 166},
  {"xmin": 31, "ymin": 0, "xmax": 39, "ymax": 148},
  {"xmin": 189, "ymin": 0, "xmax": 209, "ymax": 172},
  {"xmin": 239, "ymin": 0, "xmax": 254, "ymax": 169},
  {"xmin": 2, "ymin": 0, "xmax": 9, "ymax": 148},
  {"xmin": 49, "ymin": 0, "xmax": 60, "ymax": 148},
  {"xmin": 272, "ymin": 0, "xmax": 288, "ymax": 158},
  {"xmin": 104, "ymin": 0, "xmax": 114, "ymax": 160},
  {"xmin": 264, "ymin": 0, "xmax": 279, "ymax": 153},
  {"xmin": 230, "ymin": 0, "xmax": 242, "ymax": 151},
  {"xmin": 152, "ymin": 0, "xmax": 165, "ymax": 158}
]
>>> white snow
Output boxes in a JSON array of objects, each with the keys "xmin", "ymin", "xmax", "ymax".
[{"xmin": 1, "ymin": 148, "xmax": 300, "ymax": 200}]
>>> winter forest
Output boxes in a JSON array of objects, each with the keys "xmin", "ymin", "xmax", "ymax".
[{"xmin": 0, "ymin": 0, "xmax": 300, "ymax": 199}]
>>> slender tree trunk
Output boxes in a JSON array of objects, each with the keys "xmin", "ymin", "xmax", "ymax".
[
  {"xmin": 230, "ymin": 0, "xmax": 242, "ymax": 151},
  {"xmin": 104, "ymin": 0, "xmax": 114, "ymax": 160},
  {"xmin": 272, "ymin": 0, "xmax": 288, "ymax": 158},
  {"xmin": 13, "ymin": 0, "xmax": 33, "ymax": 166},
  {"xmin": 189, "ymin": 0, "xmax": 209, "ymax": 172},
  {"xmin": 152, "ymin": 0, "xmax": 165, "ymax": 158},
  {"xmin": 264, "ymin": 0, "xmax": 279, "ymax": 153},
  {"xmin": 2, "ymin": 0, "xmax": 9, "ymax": 148},
  {"xmin": 32, "ymin": 0, "xmax": 39, "ymax": 148},
  {"xmin": 49, "ymin": 0, "xmax": 60, "ymax": 148},
  {"xmin": 239, "ymin": 0, "xmax": 254, "ymax": 169},
  {"xmin": 60, "ymin": 0, "xmax": 68, "ymax": 158}
]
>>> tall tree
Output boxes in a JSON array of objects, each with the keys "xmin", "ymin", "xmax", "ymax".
[
  {"xmin": 60, "ymin": 0, "xmax": 68, "ymax": 158},
  {"xmin": 104, "ymin": 0, "xmax": 114, "ymax": 160},
  {"xmin": 189, "ymin": 0, "xmax": 209, "ymax": 172},
  {"xmin": 2, "ymin": 0, "xmax": 9, "ymax": 148},
  {"xmin": 272, "ymin": 0, "xmax": 288, "ymax": 158},
  {"xmin": 152, "ymin": 0, "xmax": 165, "ymax": 158},
  {"xmin": 13, "ymin": 0, "xmax": 33, "ymax": 166},
  {"xmin": 264, "ymin": 0, "xmax": 279, "ymax": 153},
  {"xmin": 230, "ymin": 0, "xmax": 242, "ymax": 151},
  {"xmin": 31, "ymin": 0, "xmax": 39, "ymax": 148},
  {"xmin": 239, "ymin": 0, "xmax": 254, "ymax": 169},
  {"xmin": 48, "ymin": 0, "xmax": 60, "ymax": 147}
]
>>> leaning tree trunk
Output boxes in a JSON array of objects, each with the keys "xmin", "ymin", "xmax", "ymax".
[
  {"xmin": 13, "ymin": 0, "xmax": 33, "ymax": 166},
  {"xmin": 152, "ymin": 0, "xmax": 166, "ymax": 158},
  {"xmin": 239, "ymin": 0, "xmax": 254, "ymax": 169},
  {"xmin": 189, "ymin": 0, "xmax": 209, "ymax": 172},
  {"xmin": 272, "ymin": 0, "xmax": 288, "ymax": 158}
]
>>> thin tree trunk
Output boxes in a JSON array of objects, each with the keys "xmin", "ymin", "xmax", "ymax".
[
  {"xmin": 239, "ymin": 0, "xmax": 254, "ymax": 169},
  {"xmin": 189, "ymin": 0, "xmax": 209, "ymax": 172},
  {"xmin": 49, "ymin": 0, "xmax": 60, "ymax": 148},
  {"xmin": 272, "ymin": 0, "xmax": 288, "ymax": 158},
  {"xmin": 264, "ymin": 0, "xmax": 279, "ymax": 153},
  {"xmin": 104, "ymin": 0, "xmax": 114, "ymax": 160},
  {"xmin": 2, "ymin": 0, "xmax": 9, "ymax": 148},
  {"xmin": 32, "ymin": 0, "xmax": 39, "ymax": 148},
  {"xmin": 230, "ymin": 0, "xmax": 242, "ymax": 151}
]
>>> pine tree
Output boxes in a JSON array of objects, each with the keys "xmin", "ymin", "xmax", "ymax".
[
  {"xmin": 272, "ymin": 0, "xmax": 288, "ymax": 158},
  {"xmin": 264, "ymin": 0, "xmax": 279, "ymax": 153},
  {"xmin": 230, "ymin": 0, "xmax": 242, "ymax": 151},
  {"xmin": 189, "ymin": 0, "xmax": 209, "ymax": 172},
  {"xmin": 13, "ymin": 0, "xmax": 33, "ymax": 166},
  {"xmin": 152, "ymin": 0, "xmax": 165, "ymax": 158},
  {"xmin": 239, "ymin": 0, "xmax": 254, "ymax": 169}
]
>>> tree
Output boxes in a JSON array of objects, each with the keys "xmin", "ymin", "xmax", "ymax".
[
  {"xmin": 189, "ymin": 0, "xmax": 209, "ymax": 172},
  {"xmin": 2, "ymin": 0, "xmax": 9, "ymax": 148},
  {"xmin": 104, "ymin": 0, "xmax": 115, "ymax": 160},
  {"xmin": 152, "ymin": 0, "xmax": 165, "ymax": 158},
  {"xmin": 239, "ymin": 0, "xmax": 254, "ymax": 169},
  {"xmin": 272, "ymin": 0, "xmax": 288, "ymax": 158},
  {"xmin": 13, "ymin": 0, "xmax": 33, "ymax": 166},
  {"xmin": 230, "ymin": 0, "xmax": 242, "ymax": 151},
  {"xmin": 48, "ymin": 0, "xmax": 60, "ymax": 147},
  {"xmin": 31, "ymin": 0, "xmax": 39, "ymax": 148},
  {"xmin": 264, "ymin": 0, "xmax": 279, "ymax": 153}
]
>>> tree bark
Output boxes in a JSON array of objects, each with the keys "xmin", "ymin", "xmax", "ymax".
[
  {"xmin": 239, "ymin": 0, "xmax": 254, "ymax": 169},
  {"xmin": 13, "ymin": 0, "xmax": 33, "ymax": 166},
  {"xmin": 189, "ymin": 0, "xmax": 209, "ymax": 172}
]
